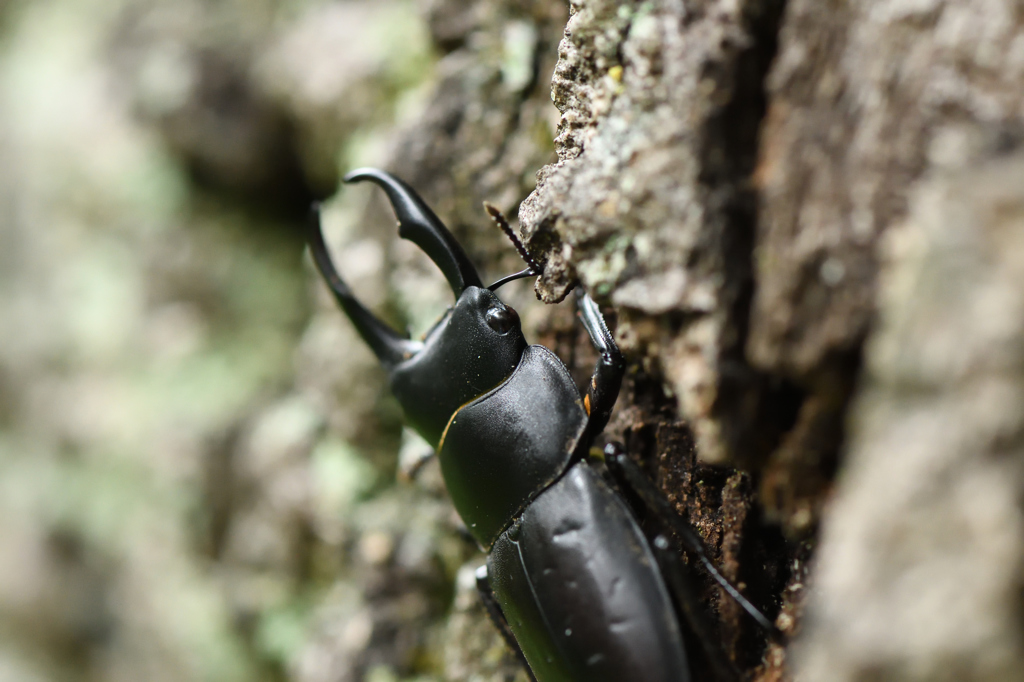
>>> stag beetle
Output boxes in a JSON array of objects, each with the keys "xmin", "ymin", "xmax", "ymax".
[{"xmin": 308, "ymin": 168, "xmax": 774, "ymax": 682}]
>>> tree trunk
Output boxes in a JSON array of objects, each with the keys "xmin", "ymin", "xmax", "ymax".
[{"xmin": 379, "ymin": 0, "xmax": 1024, "ymax": 679}]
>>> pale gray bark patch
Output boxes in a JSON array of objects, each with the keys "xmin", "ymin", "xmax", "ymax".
[
  {"xmin": 751, "ymin": 0, "xmax": 1024, "ymax": 380},
  {"xmin": 795, "ymin": 140, "xmax": 1024, "ymax": 682}
]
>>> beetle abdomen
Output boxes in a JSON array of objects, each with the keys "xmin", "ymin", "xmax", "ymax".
[
  {"xmin": 488, "ymin": 462, "xmax": 690, "ymax": 682},
  {"xmin": 438, "ymin": 345, "xmax": 587, "ymax": 549}
]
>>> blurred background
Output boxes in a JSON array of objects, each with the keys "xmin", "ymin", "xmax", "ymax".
[
  {"xmin": 8, "ymin": 0, "xmax": 1023, "ymax": 680},
  {"xmin": 0, "ymin": 0, "xmax": 563, "ymax": 680}
]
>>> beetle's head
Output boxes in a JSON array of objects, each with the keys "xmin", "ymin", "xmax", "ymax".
[{"xmin": 308, "ymin": 169, "xmax": 536, "ymax": 447}]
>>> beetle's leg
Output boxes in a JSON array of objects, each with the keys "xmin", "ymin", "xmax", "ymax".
[
  {"xmin": 603, "ymin": 443, "xmax": 778, "ymax": 636},
  {"xmin": 475, "ymin": 566, "xmax": 538, "ymax": 682},
  {"xmin": 575, "ymin": 292, "xmax": 626, "ymax": 447},
  {"xmin": 649, "ymin": 533, "xmax": 743, "ymax": 682},
  {"xmin": 397, "ymin": 446, "xmax": 435, "ymax": 482}
]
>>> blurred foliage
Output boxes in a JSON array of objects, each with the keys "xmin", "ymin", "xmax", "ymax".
[
  {"xmin": 0, "ymin": 0, "xmax": 453, "ymax": 681},
  {"xmin": 0, "ymin": 0, "xmax": 558, "ymax": 678}
]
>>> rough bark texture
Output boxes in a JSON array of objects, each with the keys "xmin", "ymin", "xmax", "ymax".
[
  {"xmin": 519, "ymin": 0, "xmax": 786, "ymax": 470},
  {"xmin": 4, "ymin": 0, "xmax": 1024, "ymax": 681},
  {"xmin": 751, "ymin": 0, "xmax": 1024, "ymax": 535}
]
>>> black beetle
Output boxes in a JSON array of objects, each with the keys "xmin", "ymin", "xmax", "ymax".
[{"xmin": 309, "ymin": 168, "xmax": 773, "ymax": 682}]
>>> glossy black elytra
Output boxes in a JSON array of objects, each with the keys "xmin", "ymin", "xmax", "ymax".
[{"xmin": 308, "ymin": 168, "xmax": 774, "ymax": 682}]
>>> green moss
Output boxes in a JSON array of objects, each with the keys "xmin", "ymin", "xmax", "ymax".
[
  {"xmin": 256, "ymin": 599, "xmax": 315, "ymax": 667},
  {"xmin": 311, "ymin": 437, "xmax": 379, "ymax": 517}
]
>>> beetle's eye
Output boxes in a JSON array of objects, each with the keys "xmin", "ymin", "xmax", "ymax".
[{"xmin": 485, "ymin": 306, "xmax": 518, "ymax": 335}]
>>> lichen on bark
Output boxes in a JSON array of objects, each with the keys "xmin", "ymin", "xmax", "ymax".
[{"xmin": 519, "ymin": 0, "xmax": 785, "ymax": 468}]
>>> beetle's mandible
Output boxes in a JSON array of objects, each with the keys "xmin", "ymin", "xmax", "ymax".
[{"xmin": 308, "ymin": 168, "xmax": 773, "ymax": 682}]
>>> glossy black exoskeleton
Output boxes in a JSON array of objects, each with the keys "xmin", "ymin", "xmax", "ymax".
[{"xmin": 308, "ymin": 168, "xmax": 773, "ymax": 682}]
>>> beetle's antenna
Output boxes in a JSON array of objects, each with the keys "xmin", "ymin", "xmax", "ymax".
[{"xmin": 484, "ymin": 201, "xmax": 541, "ymax": 273}]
